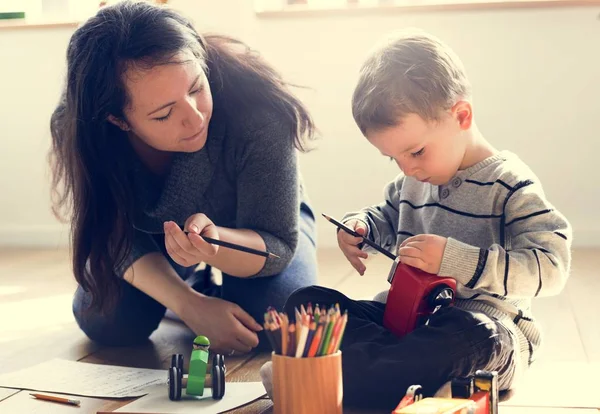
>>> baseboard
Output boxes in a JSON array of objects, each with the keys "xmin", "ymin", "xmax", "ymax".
[{"xmin": 0, "ymin": 225, "xmax": 70, "ymax": 248}]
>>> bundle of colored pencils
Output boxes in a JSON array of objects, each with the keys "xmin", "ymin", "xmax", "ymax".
[{"xmin": 263, "ymin": 303, "xmax": 348, "ymax": 357}]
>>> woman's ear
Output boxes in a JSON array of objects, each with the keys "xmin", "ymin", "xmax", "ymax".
[{"xmin": 107, "ymin": 115, "xmax": 131, "ymax": 131}]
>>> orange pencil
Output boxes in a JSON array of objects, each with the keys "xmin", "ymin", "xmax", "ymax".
[
  {"xmin": 30, "ymin": 393, "xmax": 80, "ymax": 406},
  {"xmin": 307, "ymin": 324, "xmax": 324, "ymax": 357}
]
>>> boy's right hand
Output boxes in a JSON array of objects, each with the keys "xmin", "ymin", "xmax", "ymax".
[{"xmin": 337, "ymin": 219, "xmax": 369, "ymax": 276}]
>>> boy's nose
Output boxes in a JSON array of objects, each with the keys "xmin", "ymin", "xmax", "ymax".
[{"xmin": 397, "ymin": 159, "xmax": 417, "ymax": 177}]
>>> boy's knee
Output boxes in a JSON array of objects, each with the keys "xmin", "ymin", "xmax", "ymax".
[{"xmin": 464, "ymin": 313, "xmax": 516, "ymax": 384}]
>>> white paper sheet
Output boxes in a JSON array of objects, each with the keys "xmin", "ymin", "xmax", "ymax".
[
  {"xmin": 0, "ymin": 358, "xmax": 165, "ymax": 398},
  {"xmin": 115, "ymin": 382, "xmax": 267, "ymax": 413}
]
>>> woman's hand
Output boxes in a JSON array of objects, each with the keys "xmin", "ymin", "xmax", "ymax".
[
  {"xmin": 178, "ymin": 291, "xmax": 263, "ymax": 355},
  {"xmin": 164, "ymin": 214, "xmax": 219, "ymax": 267}
]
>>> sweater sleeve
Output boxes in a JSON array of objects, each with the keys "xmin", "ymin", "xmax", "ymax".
[
  {"xmin": 114, "ymin": 228, "xmax": 161, "ymax": 277},
  {"xmin": 341, "ymin": 175, "xmax": 404, "ymax": 255},
  {"xmin": 235, "ymin": 119, "xmax": 299, "ymax": 277},
  {"xmin": 439, "ymin": 180, "xmax": 572, "ymax": 298}
]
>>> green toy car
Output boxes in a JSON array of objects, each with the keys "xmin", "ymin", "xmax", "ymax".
[{"xmin": 167, "ymin": 335, "xmax": 226, "ymax": 401}]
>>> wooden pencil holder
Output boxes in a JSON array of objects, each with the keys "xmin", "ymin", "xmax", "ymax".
[{"xmin": 272, "ymin": 351, "xmax": 343, "ymax": 414}]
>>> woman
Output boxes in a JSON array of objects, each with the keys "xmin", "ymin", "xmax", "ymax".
[{"xmin": 49, "ymin": 1, "xmax": 318, "ymax": 355}]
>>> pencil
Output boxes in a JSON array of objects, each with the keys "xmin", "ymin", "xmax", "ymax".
[
  {"xmin": 184, "ymin": 233, "xmax": 279, "ymax": 259},
  {"xmin": 326, "ymin": 315, "xmax": 344, "ymax": 355},
  {"xmin": 322, "ymin": 213, "xmax": 397, "ymax": 260},
  {"xmin": 30, "ymin": 393, "xmax": 80, "ymax": 406},
  {"xmin": 287, "ymin": 324, "xmax": 296, "ymax": 357},
  {"xmin": 333, "ymin": 312, "xmax": 349, "ymax": 353},
  {"xmin": 307, "ymin": 324, "xmax": 324, "ymax": 357},
  {"xmin": 264, "ymin": 322, "xmax": 278, "ymax": 354},
  {"xmin": 303, "ymin": 321, "xmax": 317, "ymax": 357}
]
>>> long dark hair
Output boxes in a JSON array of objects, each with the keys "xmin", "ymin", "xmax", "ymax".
[{"xmin": 50, "ymin": 1, "xmax": 317, "ymax": 314}]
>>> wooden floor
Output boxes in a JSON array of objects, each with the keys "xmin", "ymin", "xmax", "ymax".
[{"xmin": 0, "ymin": 246, "xmax": 598, "ymax": 413}]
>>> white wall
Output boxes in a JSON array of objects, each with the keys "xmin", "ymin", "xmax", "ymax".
[{"xmin": 0, "ymin": 1, "xmax": 599, "ymax": 249}]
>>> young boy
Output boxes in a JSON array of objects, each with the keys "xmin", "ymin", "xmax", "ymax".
[{"xmin": 283, "ymin": 29, "xmax": 572, "ymax": 409}]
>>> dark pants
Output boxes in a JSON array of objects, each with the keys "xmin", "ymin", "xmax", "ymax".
[
  {"xmin": 72, "ymin": 208, "xmax": 318, "ymax": 350},
  {"xmin": 284, "ymin": 285, "xmax": 516, "ymax": 411}
]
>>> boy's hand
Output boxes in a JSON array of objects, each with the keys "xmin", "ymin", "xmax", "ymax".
[
  {"xmin": 337, "ymin": 220, "xmax": 369, "ymax": 276},
  {"xmin": 398, "ymin": 234, "xmax": 447, "ymax": 275}
]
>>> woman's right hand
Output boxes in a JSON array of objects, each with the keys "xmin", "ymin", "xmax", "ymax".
[
  {"xmin": 337, "ymin": 219, "xmax": 369, "ymax": 276},
  {"xmin": 177, "ymin": 291, "xmax": 263, "ymax": 355}
]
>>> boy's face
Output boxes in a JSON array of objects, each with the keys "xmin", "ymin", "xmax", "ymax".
[{"xmin": 366, "ymin": 104, "xmax": 471, "ymax": 186}]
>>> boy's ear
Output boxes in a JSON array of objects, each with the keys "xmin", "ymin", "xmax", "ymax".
[
  {"xmin": 451, "ymin": 100, "xmax": 473, "ymax": 131},
  {"xmin": 107, "ymin": 114, "xmax": 131, "ymax": 132}
]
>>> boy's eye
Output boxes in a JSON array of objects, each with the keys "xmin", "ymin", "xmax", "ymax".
[{"xmin": 411, "ymin": 147, "xmax": 425, "ymax": 157}]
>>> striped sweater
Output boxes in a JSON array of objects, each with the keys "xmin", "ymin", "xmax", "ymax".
[{"xmin": 342, "ymin": 150, "xmax": 572, "ymax": 369}]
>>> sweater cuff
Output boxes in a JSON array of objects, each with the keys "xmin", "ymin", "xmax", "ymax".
[
  {"xmin": 439, "ymin": 237, "xmax": 487, "ymax": 287},
  {"xmin": 252, "ymin": 230, "xmax": 294, "ymax": 277}
]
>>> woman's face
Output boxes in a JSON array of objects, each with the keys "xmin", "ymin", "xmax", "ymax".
[{"xmin": 110, "ymin": 49, "xmax": 213, "ymax": 154}]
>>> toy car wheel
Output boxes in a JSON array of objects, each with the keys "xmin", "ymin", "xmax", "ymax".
[
  {"xmin": 171, "ymin": 353, "xmax": 184, "ymax": 372},
  {"xmin": 428, "ymin": 284, "xmax": 454, "ymax": 308},
  {"xmin": 168, "ymin": 366, "xmax": 183, "ymax": 401},
  {"xmin": 211, "ymin": 363, "xmax": 225, "ymax": 400},
  {"xmin": 214, "ymin": 354, "xmax": 225, "ymax": 371}
]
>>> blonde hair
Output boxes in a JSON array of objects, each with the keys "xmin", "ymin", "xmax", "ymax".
[{"xmin": 352, "ymin": 29, "xmax": 471, "ymax": 135}]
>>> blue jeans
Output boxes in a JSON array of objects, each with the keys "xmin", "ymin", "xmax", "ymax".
[{"xmin": 72, "ymin": 207, "xmax": 318, "ymax": 349}]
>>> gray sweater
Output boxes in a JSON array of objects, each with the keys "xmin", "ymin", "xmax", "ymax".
[
  {"xmin": 117, "ymin": 108, "xmax": 308, "ymax": 278},
  {"xmin": 343, "ymin": 150, "xmax": 572, "ymax": 369}
]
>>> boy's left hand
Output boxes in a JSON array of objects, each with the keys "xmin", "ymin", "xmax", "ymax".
[{"xmin": 397, "ymin": 234, "xmax": 447, "ymax": 275}]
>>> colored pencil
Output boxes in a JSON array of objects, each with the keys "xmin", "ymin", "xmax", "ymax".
[
  {"xmin": 322, "ymin": 213, "xmax": 397, "ymax": 260},
  {"xmin": 30, "ymin": 393, "xmax": 80, "ymax": 406},
  {"xmin": 263, "ymin": 303, "xmax": 348, "ymax": 357}
]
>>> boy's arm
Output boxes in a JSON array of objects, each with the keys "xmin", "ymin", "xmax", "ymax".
[
  {"xmin": 439, "ymin": 181, "xmax": 572, "ymax": 298},
  {"xmin": 342, "ymin": 176, "xmax": 404, "ymax": 255}
]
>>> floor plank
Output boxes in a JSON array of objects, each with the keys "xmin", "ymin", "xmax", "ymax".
[
  {"xmin": 565, "ymin": 248, "xmax": 600, "ymax": 363},
  {"xmin": 0, "ymin": 389, "xmax": 115, "ymax": 414},
  {"xmin": 315, "ymin": 247, "xmax": 354, "ymax": 290},
  {"xmin": 0, "ymin": 324, "xmax": 100, "ymax": 375},
  {"xmin": 334, "ymin": 253, "xmax": 392, "ymax": 300},
  {"xmin": 530, "ymin": 293, "xmax": 587, "ymax": 363},
  {"xmin": 500, "ymin": 408, "xmax": 599, "ymax": 414}
]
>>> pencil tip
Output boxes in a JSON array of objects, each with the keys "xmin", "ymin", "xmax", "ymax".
[
  {"xmin": 269, "ymin": 252, "xmax": 281, "ymax": 259},
  {"xmin": 321, "ymin": 213, "xmax": 331, "ymax": 220}
]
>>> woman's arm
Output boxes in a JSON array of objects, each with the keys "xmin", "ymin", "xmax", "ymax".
[
  {"xmin": 122, "ymin": 251, "xmax": 196, "ymax": 316},
  {"xmin": 122, "ymin": 252, "xmax": 263, "ymax": 352},
  {"xmin": 201, "ymin": 227, "xmax": 268, "ymax": 277}
]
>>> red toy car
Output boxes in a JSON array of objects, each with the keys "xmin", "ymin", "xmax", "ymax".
[{"xmin": 383, "ymin": 259, "xmax": 457, "ymax": 337}]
